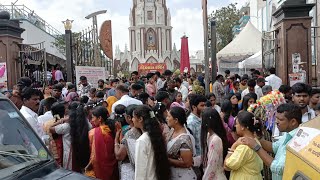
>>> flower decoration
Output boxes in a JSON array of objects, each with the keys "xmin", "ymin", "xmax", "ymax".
[{"xmin": 247, "ymin": 90, "xmax": 286, "ymax": 130}]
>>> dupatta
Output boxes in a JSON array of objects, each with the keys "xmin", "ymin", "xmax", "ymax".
[{"xmin": 87, "ymin": 125, "xmax": 119, "ymax": 180}]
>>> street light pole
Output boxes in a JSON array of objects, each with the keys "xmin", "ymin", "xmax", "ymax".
[
  {"xmin": 202, "ymin": 0, "xmax": 210, "ymax": 95},
  {"xmin": 211, "ymin": 19, "xmax": 217, "ymax": 83},
  {"xmin": 63, "ymin": 19, "xmax": 74, "ymax": 83},
  {"xmin": 85, "ymin": 10, "xmax": 107, "ymax": 67}
]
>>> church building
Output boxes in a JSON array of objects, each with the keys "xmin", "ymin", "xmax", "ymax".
[{"xmin": 114, "ymin": 0, "xmax": 180, "ymax": 74}]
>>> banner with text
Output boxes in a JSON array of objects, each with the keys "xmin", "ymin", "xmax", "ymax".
[
  {"xmin": 138, "ymin": 63, "xmax": 167, "ymax": 75},
  {"xmin": 75, "ymin": 66, "xmax": 106, "ymax": 88},
  {"xmin": 0, "ymin": 62, "xmax": 8, "ymax": 92},
  {"xmin": 288, "ymin": 127, "xmax": 320, "ymax": 170}
]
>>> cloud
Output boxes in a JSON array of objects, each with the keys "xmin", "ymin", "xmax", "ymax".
[
  {"xmin": 171, "ymin": 8, "xmax": 203, "ymax": 54},
  {"xmin": 0, "ymin": 0, "xmax": 233, "ymax": 54},
  {"xmin": 0, "ymin": 0, "xmax": 130, "ymax": 52}
]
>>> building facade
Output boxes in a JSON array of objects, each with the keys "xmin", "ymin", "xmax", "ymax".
[{"xmin": 114, "ymin": 0, "xmax": 180, "ymax": 74}]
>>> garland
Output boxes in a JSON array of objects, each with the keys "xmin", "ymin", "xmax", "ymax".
[{"xmin": 248, "ymin": 90, "xmax": 286, "ymax": 130}]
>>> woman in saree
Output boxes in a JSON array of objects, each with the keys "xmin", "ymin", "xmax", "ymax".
[
  {"xmin": 114, "ymin": 104, "xmax": 141, "ymax": 180},
  {"xmin": 44, "ymin": 102, "xmax": 65, "ymax": 167},
  {"xmin": 166, "ymin": 106, "xmax": 197, "ymax": 180},
  {"xmin": 48, "ymin": 102, "xmax": 90, "ymax": 172},
  {"xmin": 85, "ymin": 106, "xmax": 118, "ymax": 180}
]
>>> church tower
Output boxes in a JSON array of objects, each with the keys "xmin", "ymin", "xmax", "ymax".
[{"xmin": 129, "ymin": 0, "xmax": 173, "ymax": 71}]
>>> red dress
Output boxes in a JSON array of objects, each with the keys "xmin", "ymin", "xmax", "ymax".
[{"xmin": 88, "ymin": 125, "xmax": 118, "ymax": 180}]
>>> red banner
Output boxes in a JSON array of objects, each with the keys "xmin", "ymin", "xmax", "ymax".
[{"xmin": 138, "ymin": 63, "xmax": 167, "ymax": 75}]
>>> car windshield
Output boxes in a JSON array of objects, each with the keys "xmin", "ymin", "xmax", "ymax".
[{"xmin": 0, "ymin": 99, "xmax": 52, "ymax": 179}]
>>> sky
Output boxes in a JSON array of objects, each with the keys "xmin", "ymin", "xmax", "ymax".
[{"xmin": 0, "ymin": 0, "xmax": 248, "ymax": 54}]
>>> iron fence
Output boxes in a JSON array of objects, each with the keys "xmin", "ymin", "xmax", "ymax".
[{"xmin": 0, "ymin": 4, "xmax": 62, "ymax": 36}]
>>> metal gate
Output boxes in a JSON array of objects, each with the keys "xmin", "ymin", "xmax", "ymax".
[
  {"xmin": 72, "ymin": 26, "xmax": 107, "ymax": 67},
  {"xmin": 19, "ymin": 42, "xmax": 48, "ymax": 87},
  {"xmin": 262, "ymin": 30, "xmax": 276, "ymax": 74}
]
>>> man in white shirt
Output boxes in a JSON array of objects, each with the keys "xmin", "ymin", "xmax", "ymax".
[
  {"xmin": 112, "ymin": 85, "xmax": 143, "ymax": 113},
  {"xmin": 38, "ymin": 97, "xmax": 56, "ymax": 125},
  {"xmin": 265, "ymin": 67, "xmax": 282, "ymax": 90},
  {"xmin": 155, "ymin": 71, "xmax": 164, "ymax": 91},
  {"xmin": 32, "ymin": 68, "xmax": 42, "ymax": 83},
  {"xmin": 182, "ymin": 76, "xmax": 189, "ymax": 89},
  {"xmin": 175, "ymin": 77, "xmax": 188, "ymax": 102},
  {"xmin": 20, "ymin": 87, "xmax": 45, "ymax": 138},
  {"xmin": 77, "ymin": 76, "xmax": 92, "ymax": 97},
  {"xmin": 241, "ymin": 79, "xmax": 257, "ymax": 99}
]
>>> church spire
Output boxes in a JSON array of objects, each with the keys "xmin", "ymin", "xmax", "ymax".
[{"xmin": 173, "ymin": 43, "xmax": 177, "ymax": 51}]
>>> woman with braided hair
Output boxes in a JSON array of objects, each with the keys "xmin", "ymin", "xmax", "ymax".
[
  {"xmin": 114, "ymin": 104, "xmax": 142, "ymax": 180},
  {"xmin": 153, "ymin": 101, "xmax": 170, "ymax": 142},
  {"xmin": 133, "ymin": 105, "xmax": 171, "ymax": 180}
]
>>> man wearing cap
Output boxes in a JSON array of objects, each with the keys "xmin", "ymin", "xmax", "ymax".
[{"xmin": 255, "ymin": 77, "xmax": 266, "ymax": 99}]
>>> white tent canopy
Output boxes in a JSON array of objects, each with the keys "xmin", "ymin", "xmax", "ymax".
[
  {"xmin": 217, "ymin": 21, "xmax": 262, "ymax": 60},
  {"xmin": 238, "ymin": 51, "xmax": 262, "ymax": 73}
]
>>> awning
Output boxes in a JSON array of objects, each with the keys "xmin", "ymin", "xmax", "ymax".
[
  {"xmin": 239, "ymin": 51, "xmax": 262, "ymax": 69},
  {"xmin": 217, "ymin": 21, "xmax": 262, "ymax": 63}
]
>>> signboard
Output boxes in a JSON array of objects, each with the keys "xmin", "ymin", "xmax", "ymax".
[
  {"xmin": 0, "ymin": 63, "xmax": 8, "ymax": 92},
  {"xmin": 288, "ymin": 127, "xmax": 320, "ymax": 170},
  {"xmin": 138, "ymin": 63, "xmax": 166, "ymax": 75},
  {"xmin": 289, "ymin": 73, "xmax": 305, "ymax": 86},
  {"xmin": 75, "ymin": 66, "xmax": 106, "ymax": 88}
]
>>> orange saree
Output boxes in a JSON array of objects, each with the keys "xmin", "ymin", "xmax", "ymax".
[{"xmin": 86, "ymin": 125, "xmax": 119, "ymax": 180}]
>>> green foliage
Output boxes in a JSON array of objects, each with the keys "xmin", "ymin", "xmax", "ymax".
[
  {"xmin": 210, "ymin": 3, "xmax": 240, "ymax": 51},
  {"xmin": 52, "ymin": 32, "xmax": 81, "ymax": 56},
  {"xmin": 192, "ymin": 80, "xmax": 205, "ymax": 95}
]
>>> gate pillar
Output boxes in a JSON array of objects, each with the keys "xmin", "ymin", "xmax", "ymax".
[{"xmin": 0, "ymin": 11, "xmax": 25, "ymax": 90}]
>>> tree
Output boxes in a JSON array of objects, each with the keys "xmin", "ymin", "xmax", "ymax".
[
  {"xmin": 52, "ymin": 32, "xmax": 81, "ymax": 56},
  {"xmin": 209, "ymin": 3, "xmax": 240, "ymax": 51}
]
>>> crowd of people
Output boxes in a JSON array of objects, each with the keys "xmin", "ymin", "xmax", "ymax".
[{"xmin": 3, "ymin": 67, "xmax": 320, "ymax": 180}]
